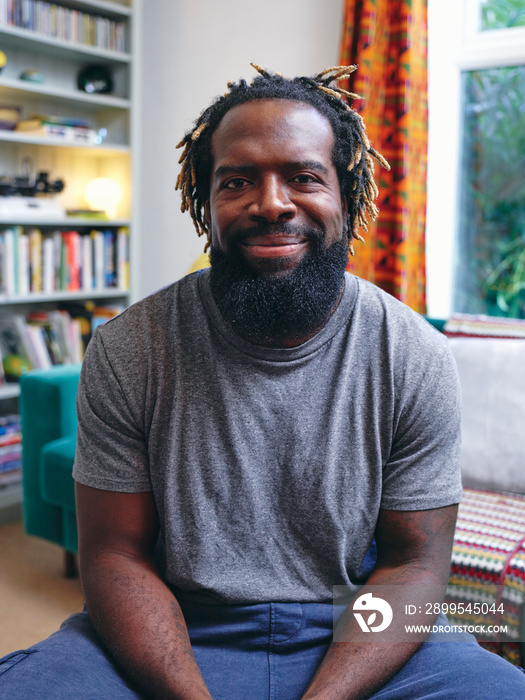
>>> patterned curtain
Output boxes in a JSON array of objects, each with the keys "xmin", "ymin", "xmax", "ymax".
[{"xmin": 340, "ymin": 0, "xmax": 428, "ymax": 312}]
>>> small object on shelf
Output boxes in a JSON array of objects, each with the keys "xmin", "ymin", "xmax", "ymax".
[
  {"xmin": 77, "ymin": 65, "xmax": 114, "ymax": 95},
  {"xmin": 66, "ymin": 209, "xmax": 108, "ymax": 220},
  {"xmin": 15, "ymin": 115, "xmax": 99, "ymax": 144},
  {"xmin": 2, "ymin": 354, "xmax": 31, "ymax": 381},
  {"xmin": 0, "ymin": 197, "xmax": 66, "ymax": 221},
  {"xmin": 0, "ymin": 105, "xmax": 20, "ymax": 131},
  {"xmin": 0, "ymin": 172, "xmax": 65, "ymax": 197},
  {"xmin": 19, "ymin": 70, "xmax": 45, "ymax": 84},
  {"xmin": 0, "ymin": 51, "xmax": 6, "ymax": 74},
  {"xmin": 0, "ymin": 314, "xmax": 35, "ymax": 380}
]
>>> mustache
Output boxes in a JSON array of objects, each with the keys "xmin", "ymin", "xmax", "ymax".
[{"xmin": 228, "ymin": 222, "xmax": 324, "ymax": 246}]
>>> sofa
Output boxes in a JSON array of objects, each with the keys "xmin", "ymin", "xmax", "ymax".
[{"xmin": 19, "ymin": 318, "xmax": 525, "ymax": 663}]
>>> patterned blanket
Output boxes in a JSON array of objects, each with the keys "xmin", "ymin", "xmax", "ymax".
[{"xmin": 447, "ymin": 488, "xmax": 525, "ymax": 665}]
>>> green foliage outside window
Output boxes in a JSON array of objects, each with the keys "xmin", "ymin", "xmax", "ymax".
[
  {"xmin": 455, "ymin": 65, "xmax": 525, "ymax": 317},
  {"xmin": 481, "ymin": 0, "xmax": 525, "ymax": 30}
]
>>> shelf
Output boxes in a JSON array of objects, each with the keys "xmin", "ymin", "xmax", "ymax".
[
  {"xmin": 0, "ymin": 218, "xmax": 130, "ymax": 227},
  {"xmin": 0, "ymin": 129, "xmax": 130, "ymax": 152},
  {"xmin": 0, "ymin": 77, "xmax": 131, "ymax": 109},
  {"xmin": 0, "ymin": 288, "xmax": 129, "ymax": 304},
  {"xmin": 0, "ymin": 384, "xmax": 21, "ymax": 400},
  {"xmin": 0, "ymin": 26, "xmax": 131, "ymax": 65},
  {"xmin": 58, "ymin": 1, "xmax": 132, "ymax": 18}
]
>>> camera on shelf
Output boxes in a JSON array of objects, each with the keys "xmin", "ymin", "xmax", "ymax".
[{"xmin": 0, "ymin": 172, "xmax": 65, "ymax": 197}]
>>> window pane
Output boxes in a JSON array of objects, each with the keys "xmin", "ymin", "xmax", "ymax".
[
  {"xmin": 481, "ymin": 0, "xmax": 525, "ymax": 30},
  {"xmin": 455, "ymin": 65, "xmax": 525, "ymax": 318}
]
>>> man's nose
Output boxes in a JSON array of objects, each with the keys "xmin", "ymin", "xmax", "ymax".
[{"xmin": 248, "ymin": 177, "xmax": 296, "ymax": 222}]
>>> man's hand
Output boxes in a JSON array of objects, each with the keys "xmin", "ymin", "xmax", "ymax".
[
  {"xmin": 301, "ymin": 503, "xmax": 458, "ymax": 700},
  {"xmin": 76, "ymin": 483, "xmax": 213, "ymax": 700}
]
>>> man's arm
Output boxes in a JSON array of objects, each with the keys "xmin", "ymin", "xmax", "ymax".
[
  {"xmin": 301, "ymin": 503, "xmax": 458, "ymax": 700},
  {"xmin": 76, "ymin": 483, "xmax": 212, "ymax": 700}
]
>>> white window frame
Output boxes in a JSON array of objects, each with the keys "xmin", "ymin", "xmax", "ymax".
[{"xmin": 426, "ymin": 0, "xmax": 525, "ymax": 318}]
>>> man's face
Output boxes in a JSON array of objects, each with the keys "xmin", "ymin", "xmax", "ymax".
[{"xmin": 205, "ymin": 99, "xmax": 346, "ymax": 278}]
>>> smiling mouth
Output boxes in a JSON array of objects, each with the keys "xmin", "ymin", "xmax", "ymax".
[{"xmin": 240, "ymin": 235, "xmax": 309, "ymax": 259}]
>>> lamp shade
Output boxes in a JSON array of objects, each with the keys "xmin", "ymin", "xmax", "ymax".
[{"xmin": 84, "ymin": 177, "xmax": 122, "ymax": 218}]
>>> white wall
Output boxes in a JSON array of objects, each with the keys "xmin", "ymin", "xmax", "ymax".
[{"xmin": 134, "ymin": 0, "xmax": 344, "ymax": 301}]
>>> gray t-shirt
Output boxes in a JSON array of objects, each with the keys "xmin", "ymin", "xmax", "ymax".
[{"xmin": 74, "ymin": 270, "xmax": 462, "ymax": 604}]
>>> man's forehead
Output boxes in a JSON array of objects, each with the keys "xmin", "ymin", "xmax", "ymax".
[{"xmin": 210, "ymin": 98, "xmax": 335, "ymax": 164}]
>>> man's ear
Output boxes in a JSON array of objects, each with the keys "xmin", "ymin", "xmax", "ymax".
[
  {"xmin": 341, "ymin": 195, "xmax": 348, "ymax": 218},
  {"xmin": 341, "ymin": 195, "xmax": 349, "ymax": 235},
  {"xmin": 204, "ymin": 200, "xmax": 211, "ymax": 231}
]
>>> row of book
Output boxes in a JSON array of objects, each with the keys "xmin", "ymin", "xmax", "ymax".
[
  {"xmin": 0, "ymin": 0, "xmax": 127, "ymax": 53},
  {"xmin": 15, "ymin": 116, "xmax": 101, "ymax": 145},
  {"xmin": 0, "ymin": 226, "xmax": 129, "ymax": 297},
  {"xmin": 0, "ymin": 304, "xmax": 123, "ymax": 381},
  {"xmin": 0, "ymin": 415, "xmax": 22, "ymax": 489}
]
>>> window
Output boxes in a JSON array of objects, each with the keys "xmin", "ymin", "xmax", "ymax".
[
  {"xmin": 481, "ymin": 0, "xmax": 525, "ymax": 30},
  {"xmin": 426, "ymin": 0, "xmax": 525, "ymax": 318}
]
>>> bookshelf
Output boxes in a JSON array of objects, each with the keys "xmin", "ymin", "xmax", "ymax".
[{"xmin": 0, "ymin": 0, "xmax": 136, "ymax": 518}]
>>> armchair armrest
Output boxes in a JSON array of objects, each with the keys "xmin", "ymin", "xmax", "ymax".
[{"xmin": 20, "ymin": 364, "xmax": 81, "ymax": 548}]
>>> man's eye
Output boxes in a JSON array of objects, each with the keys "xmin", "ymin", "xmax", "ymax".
[
  {"xmin": 291, "ymin": 174, "xmax": 317, "ymax": 184},
  {"xmin": 224, "ymin": 178, "xmax": 248, "ymax": 189}
]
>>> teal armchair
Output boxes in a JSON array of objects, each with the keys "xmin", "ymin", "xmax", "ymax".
[{"xmin": 20, "ymin": 364, "xmax": 81, "ymax": 575}]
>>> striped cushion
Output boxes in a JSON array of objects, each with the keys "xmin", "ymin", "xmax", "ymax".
[{"xmin": 447, "ymin": 488, "xmax": 525, "ymax": 665}]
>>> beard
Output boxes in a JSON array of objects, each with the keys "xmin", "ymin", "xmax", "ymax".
[{"xmin": 209, "ymin": 223, "xmax": 349, "ymax": 345}]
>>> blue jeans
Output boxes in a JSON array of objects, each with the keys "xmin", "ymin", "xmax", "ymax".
[{"xmin": 1, "ymin": 601, "xmax": 524, "ymax": 699}]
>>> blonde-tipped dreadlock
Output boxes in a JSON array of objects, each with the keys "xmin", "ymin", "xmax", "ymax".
[{"xmin": 175, "ymin": 64, "xmax": 389, "ymax": 255}]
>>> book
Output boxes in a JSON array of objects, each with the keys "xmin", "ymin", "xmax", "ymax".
[
  {"xmin": 15, "ymin": 118, "xmax": 97, "ymax": 144},
  {"xmin": 0, "ymin": 228, "xmax": 16, "ymax": 295},
  {"xmin": 27, "ymin": 311, "xmax": 64, "ymax": 365},
  {"xmin": 42, "ymin": 234, "xmax": 55, "ymax": 292},
  {"xmin": 18, "ymin": 230, "xmax": 30, "ymax": 295},
  {"xmin": 28, "ymin": 227, "xmax": 43, "ymax": 293},
  {"xmin": 26, "ymin": 324, "xmax": 53, "ymax": 368},
  {"xmin": 91, "ymin": 229, "xmax": 105, "ymax": 289},
  {"xmin": 117, "ymin": 226, "xmax": 129, "ymax": 290},
  {"xmin": 62, "ymin": 230, "xmax": 80, "ymax": 291},
  {"xmin": 0, "ymin": 415, "xmax": 22, "ymax": 435},
  {"xmin": 81, "ymin": 233, "xmax": 93, "ymax": 291},
  {"xmin": 104, "ymin": 230, "xmax": 116, "ymax": 287}
]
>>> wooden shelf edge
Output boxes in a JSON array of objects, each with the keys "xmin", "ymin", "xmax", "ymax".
[
  {"xmin": 65, "ymin": 0, "xmax": 132, "ymax": 18},
  {"xmin": 0, "ymin": 130, "xmax": 130, "ymax": 152},
  {"xmin": 0, "ymin": 25, "xmax": 131, "ymax": 63},
  {"xmin": 0, "ymin": 384, "xmax": 21, "ymax": 399},
  {"xmin": 0, "ymin": 77, "xmax": 131, "ymax": 109},
  {"xmin": 0, "ymin": 219, "xmax": 131, "ymax": 227},
  {"xmin": 0, "ymin": 289, "xmax": 129, "ymax": 304}
]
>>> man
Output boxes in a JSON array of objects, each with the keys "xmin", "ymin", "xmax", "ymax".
[{"xmin": 2, "ymin": 65, "xmax": 525, "ymax": 699}]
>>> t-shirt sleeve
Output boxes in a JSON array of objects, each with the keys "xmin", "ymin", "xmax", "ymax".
[
  {"xmin": 73, "ymin": 326, "xmax": 152, "ymax": 492},
  {"xmin": 380, "ymin": 330, "xmax": 463, "ymax": 511}
]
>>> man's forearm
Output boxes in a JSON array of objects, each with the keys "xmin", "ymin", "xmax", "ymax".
[
  {"xmin": 81, "ymin": 552, "xmax": 212, "ymax": 700},
  {"xmin": 301, "ymin": 564, "xmax": 443, "ymax": 700}
]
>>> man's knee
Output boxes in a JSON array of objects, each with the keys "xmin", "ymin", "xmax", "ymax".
[{"xmin": 0, "ymin": 613, "xmax": 143, "ymax": 699}]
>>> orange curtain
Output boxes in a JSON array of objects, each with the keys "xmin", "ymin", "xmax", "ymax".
[{"xmin": 340, "ymin": 0, "xmax": 428, "ymax": 312}]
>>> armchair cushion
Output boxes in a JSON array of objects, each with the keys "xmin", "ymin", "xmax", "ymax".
[{"xmin": 448, "ymin": 337, "xmax": 525, "ymax": 493}]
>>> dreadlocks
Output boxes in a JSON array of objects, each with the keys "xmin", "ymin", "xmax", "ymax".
[{"xmin": 175, "ymin": 64, "xmax": 390, "ymax": 255}]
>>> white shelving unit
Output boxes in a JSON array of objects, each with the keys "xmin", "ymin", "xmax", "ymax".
[{"xmin": 0, "ymin": 0, "xmax": 137, "ymax": 517}]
